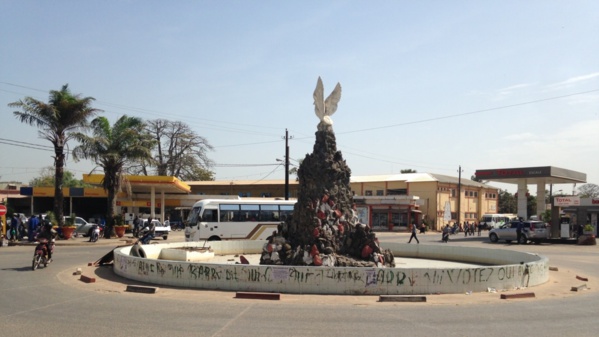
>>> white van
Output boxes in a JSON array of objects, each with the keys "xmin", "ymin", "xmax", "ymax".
[{"xmin": 479, "ymin": 214, "xmax": 517, "ymax": 230}]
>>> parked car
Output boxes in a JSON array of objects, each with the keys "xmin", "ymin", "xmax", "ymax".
[
  {"xmin": 46, "ymin": 215, "xmax": 98, "ymax": 237},
  {"xmin": 141, "ymin": 219, "xmax": 170, "ymax": 240},
  {"xmin": 488, "ymin": 220, "xmax": 548, "ymax": 244}
]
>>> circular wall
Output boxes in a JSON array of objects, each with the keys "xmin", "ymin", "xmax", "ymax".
[{"xmin": 113, "ymin": 241, "xmax": 549, "ymax": 295}]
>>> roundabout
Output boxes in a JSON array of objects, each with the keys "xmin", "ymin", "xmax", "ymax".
[{"xmin": 113, "ymin": 240, "xmax": 549, "ymax": 295}]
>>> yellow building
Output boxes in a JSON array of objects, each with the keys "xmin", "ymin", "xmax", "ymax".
[
  {"xmin": 187, "ymin": 173, "xmax": 499, "ymax": 231},
  {"xmin": 11, "ymin": 172, "xmax": 498, "ymax": 232}
]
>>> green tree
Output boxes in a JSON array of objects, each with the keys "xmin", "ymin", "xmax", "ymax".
[
  {"xmin": 72, "ymin": 115, "xmax": 153, "ymax": 238},
  {"xmin": 29, "ymin": 167, "xmax": 90, "ymax": 187},
  {"xmin": 9, "ymin": 84, "xmax": 100, "ymax": 227},
  {"xmin": 498, "ymin": 189, "xmax": 516, "ymax": 214}
]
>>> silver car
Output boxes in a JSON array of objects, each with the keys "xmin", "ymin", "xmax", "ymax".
[{"xmin": 489, "ymin": 221, "xmax": 548, "ymax": 244}]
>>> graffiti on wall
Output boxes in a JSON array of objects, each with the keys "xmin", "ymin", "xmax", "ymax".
[{"xmin": 115, "ymin": 253, "xmax": 547, "ymax": 290}]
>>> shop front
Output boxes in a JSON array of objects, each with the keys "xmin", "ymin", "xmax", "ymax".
[{"xmin": 353, "ymin": 195, "xmax": 421, "ymax": 231}]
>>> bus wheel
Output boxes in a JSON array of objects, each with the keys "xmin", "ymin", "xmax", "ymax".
[{"xmin": 208, "ymin": 236, "xmax": 221, "ymax": 241}]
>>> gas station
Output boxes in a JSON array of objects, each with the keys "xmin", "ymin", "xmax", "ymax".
[{"xmin": 475, "ymin": 166, "xmax": 587, "ymax": 238}]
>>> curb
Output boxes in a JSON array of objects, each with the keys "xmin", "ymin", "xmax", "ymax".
[
  {"xmin": 379, "ymin": 295, "xmax": 427, "ymax": 302},
  {"xmin": 235, "ymin": 292, "xmax": 280, "ymax": 300},
  {"xmin": 500, "ymin": 292, "xmax": 535, "ymax": 300}
]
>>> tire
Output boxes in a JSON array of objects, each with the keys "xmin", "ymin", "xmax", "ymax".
[
  {"xmin": 207, "ymin": 236, "xmax": 221, "ymax": 241},
  {"xmin": 489, "ymin": 233, "xmax": 498, "ymax": 243},
  {"xmin": 32, "ymin": 255, "xmax": 41, "ymax": 270},
  {"xmin": 163, "ymin": 236, "xmax": 168, "ymax": 240}
]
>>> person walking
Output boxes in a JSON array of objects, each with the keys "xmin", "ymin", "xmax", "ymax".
[
  {"xmin": 516, "ymin": 218, "xmax": 524, "ymax": 244},
  {"xmin": 464, "ymin": 222, "xmax": 469, "ymax": 237},
  {"xmin": 408, "ymin": 222, "xmax": 419, "ymax": 244},
  {"xmin": 477, "ymin": 222, "xmax": 482, "ymax": 236}
]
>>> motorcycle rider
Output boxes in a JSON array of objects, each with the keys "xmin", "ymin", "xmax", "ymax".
[
  {"xmin": 36, "ymin": 220, "xmax": 55, "ymax": 262},
  {"xmin": 139, "ymin": 217, "xmax": 155, "ymax": 244}
]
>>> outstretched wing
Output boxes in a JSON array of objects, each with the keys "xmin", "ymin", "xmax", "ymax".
[
  {"xmin": 324, "ymin": 82, "xmax": 342, "ymax": 116},
  {"xmin": 313, "ymin": 77, "xmax": 325, "ymax": 121}
]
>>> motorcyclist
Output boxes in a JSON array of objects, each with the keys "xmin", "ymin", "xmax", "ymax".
[
  {"xmin": 36, "ymin": 220, "xmax": 55, "ymax": 262},
  {"xmin": 139, "ymin": 217, "xmax": 155, "ymax": 244}
]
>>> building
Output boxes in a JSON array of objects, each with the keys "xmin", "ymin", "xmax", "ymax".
[{"xmin": 7, "ymin": 172, "xmax": 499, "ymax": 232}]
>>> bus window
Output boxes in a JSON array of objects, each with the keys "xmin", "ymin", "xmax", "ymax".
[
  {"xmin": 280, "ymin": 204, "xmax": 294, "ymax": 221},
  {"xmin": 202, "ymin": 209, "xmax": 218, "ymax": 222},
  {"xmin": 220, "ymin": 204, "xmax": 240, "ymax": 222},
  {"xmin": 241, "ymin": 204, "xmax": 260, "ymax": 221},
  {"xmin": 260, "ymin": 204, "xmax": 279, "ymax": 221}
]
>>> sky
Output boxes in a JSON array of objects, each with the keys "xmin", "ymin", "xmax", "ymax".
[{"xmin": 1, "ymin": 1, "xmax": 598, "ymax": 195}]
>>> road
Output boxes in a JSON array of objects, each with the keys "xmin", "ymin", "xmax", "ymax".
[{"xmin": 0, "ymin": 230, "xmax": 597, "ymax": 337}]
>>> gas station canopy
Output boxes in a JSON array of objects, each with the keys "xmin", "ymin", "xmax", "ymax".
[
  {"xmin": 474, "ymin": 166, "xmax": 586, "ymax": 185},
  {"xmin": 82, "ymin": 174, "xmax": 191, "ymax": 194}
]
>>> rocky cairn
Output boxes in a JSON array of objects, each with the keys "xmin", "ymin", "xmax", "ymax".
[{"xmin": 260, "ymin": 123, "xmax": 395, "ymax": 268}]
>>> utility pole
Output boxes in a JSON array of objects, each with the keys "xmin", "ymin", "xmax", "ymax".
[
  {"xmin": 457, "ymin": 165, "xmax": 463, "ymax": 225},
  {"xmin": 283, "ymin": 129, "xmax": 293, "ymax": 200}
]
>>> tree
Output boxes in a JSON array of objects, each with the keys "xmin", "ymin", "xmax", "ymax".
[
  {"xmin": 10, "ymin": 84, "xmax": 100, "ymax": 226},
  {"xmin": 498, "ymin": 189, "xmax": 516, "ymax": 214},
  {"xmin": 471, "ymin": 175, "xmax": 488, "ymax": 184},
  {"xmin": 401, "ymin": 169, "xmax": 417, "ymax": 173},
  {"xmin": 132, "ymin": 119, "xmax": 215, "ymax": 181},
  {"xmin": 29, "ymin": 167, "xmax": 89, "ymax": 188},
  {"xmin": 577, "ymin": 183, "xmax": 599, "ymax": 198},
  {"xmin": 72, "ymin": 115, "xmax": 153, "ymax": 238}
]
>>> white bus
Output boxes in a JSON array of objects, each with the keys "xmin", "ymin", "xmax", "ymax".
[
  {"xmin": 185, "ymin": 199, "xmax": 296, "ymax": 241},
  {"xmin": 479, "ymin": 213, "xmax": 518, "ymax": 230}
]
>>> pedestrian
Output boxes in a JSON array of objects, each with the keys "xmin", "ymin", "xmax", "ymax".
[
  {"xmin": 28, "ymin": 215, "xmax": 39, "ymax": 242},
  {"xmin": 442, "ymin": 224, "xmax": 450, "ymax": 243},
  {"xmin": 516, "ymin": 218, "xmax": 524, "ymax": 244},
  {"xmin": 477, "ymin": 222, "xmax": 482, "ymax": 236},
  {"xmin": 464, "ymin": 222, "xmax": 469, "ymax": 237},
  {"xmin": 132, "ymin": 215, "xmax": 140, "ymax": 238},
  {"xmin": 470, "ymin": 222, "xmax": 475, "ymax": 236},
  {"xmin": 408, "ymin": 222, "xmax": 419, "ymax": 244},
  {"xmin": 9, "ymin": 214, "xmax": 19, "ymax": 241}
]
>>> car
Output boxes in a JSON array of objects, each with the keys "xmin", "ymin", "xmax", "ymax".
[
  {"xmin": 488, "ymin": 220, "xmax": 548, "ymax": 244},
  {"xmin": 141, "ymin": 219, "xmax": 170, "ymax": 240},
  {"xmin": 65, "ymin": 216, "xmax": 98, "ymax": 237},
  {"xmin": 44, "ymin": 215, "xmax": 98, "ymax": 237}
]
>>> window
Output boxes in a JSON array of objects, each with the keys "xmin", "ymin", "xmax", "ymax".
[
  {"xmin": 280, "ymin": 204, "xmax": 294, "ymax": 221},
  {"xmin": 376, "ymin": 190, "xmax": 384, "ymax": 196},
  {"xmin": 451, "ymin": 189, "xmax": 456, "ymax": 197},
  {"xmin": 241, "ymin": 204, "xmax": 259, "ymax": 221},
  {"xmin": 365, "ymin": 190, "xmax": 373, "ymax": 196},
  {"xmin": 388, "ymin": 188, "xmax": 407, "ymax": 195},
  {"xmin": 203, "ymin": 209, "xmax": 218, "ymax": 222},
  {"xmin": 261, "ymin": 204, "xmax": 280, "ymax": 221},
  {"xmin": 220, "ymin": 204, "xmax": 240, "ymax": 222}
]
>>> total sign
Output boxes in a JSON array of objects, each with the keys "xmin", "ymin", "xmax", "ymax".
[{"xmin": 554, "ymin": 196, "xmax": 580, "ymax": 207}]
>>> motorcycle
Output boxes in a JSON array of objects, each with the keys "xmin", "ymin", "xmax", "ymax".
[
  {"xmin": 32, "ymin": 237, "xmax": 55, "ymax": 270},
  {"xmin": 89, "ymin": 224, "xmax": 100, "ymax": 242}
]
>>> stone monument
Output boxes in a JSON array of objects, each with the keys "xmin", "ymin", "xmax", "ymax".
[{"xmin": 260, "ymin": 77, "xmax": 395, "ymax": 267}]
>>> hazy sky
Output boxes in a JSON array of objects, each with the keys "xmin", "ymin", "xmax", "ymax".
[{"xmin": 1, "ymin": 1, "xmax": 598, "ymax": 194}]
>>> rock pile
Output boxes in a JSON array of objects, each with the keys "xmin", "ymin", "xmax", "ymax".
[{"xmin": 260, "ymin": 123, "xmax": 395, "ymax": 267}]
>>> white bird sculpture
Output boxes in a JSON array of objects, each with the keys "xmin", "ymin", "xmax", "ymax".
[{"xmin": 313, "ymin": 77, "xmax": 342, "ymax": 128}]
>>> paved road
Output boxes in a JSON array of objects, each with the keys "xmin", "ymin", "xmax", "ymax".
[{"xmin": 0, "ymin": 230, "xmax": 597, "ymax": 336}]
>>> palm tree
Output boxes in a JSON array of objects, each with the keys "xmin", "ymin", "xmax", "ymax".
[
  {"xmin": 9, "ymin": 84, "xmax": 100, "ymax": 227},
  {"xmin": 72, "ymin": 115, "xmax": 154, "ymax": 238}
]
